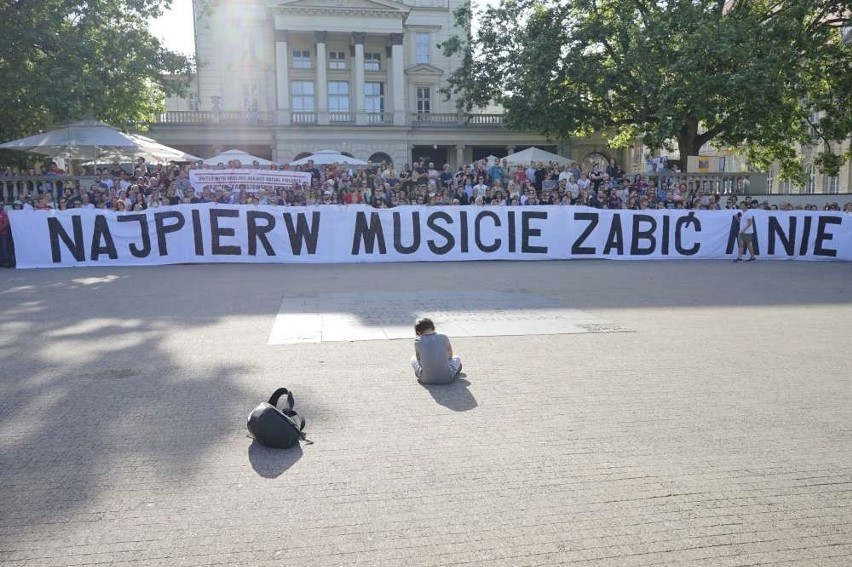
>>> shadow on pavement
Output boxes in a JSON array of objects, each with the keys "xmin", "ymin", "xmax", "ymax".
[
  {"xmin": 221, "ymin": 261, "xmax": 852, "ymax": 328},
  {"xmin": 247, "ymin": 440, "xmax": 304, "ymax": 478},
  {"xmin": 0, "ymin": 271, "xmax": 255, "ymax": 549},
  {"xmin": 421, "ymin": 377, "xmax": 477, "ymax": 412}
]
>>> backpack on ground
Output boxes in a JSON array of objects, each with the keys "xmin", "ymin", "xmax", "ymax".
[{"xmin": 247, "ymin": 387, "xmax": 308, "ymax": 449}]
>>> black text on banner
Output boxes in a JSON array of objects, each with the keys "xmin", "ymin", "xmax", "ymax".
[{"xmin": 7, "ymin": 205, "xmax": 851, "ymax": 268}]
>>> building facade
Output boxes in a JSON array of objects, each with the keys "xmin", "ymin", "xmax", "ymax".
[
  {"xmin": 766, "ymin": 136, "xmax": 852, "ymax": 196},
  {"xmin": 768, "ymin": 24, "xmax": 852, "ymax": 196},
  {"xmin": 151, "ymin": 0, "xmax": 627, "ymax": 170}
]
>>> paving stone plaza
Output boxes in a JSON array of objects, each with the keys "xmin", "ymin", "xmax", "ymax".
[{"xmin": 1, "ymin": 260, "xmax": 850, "ymax": 566}]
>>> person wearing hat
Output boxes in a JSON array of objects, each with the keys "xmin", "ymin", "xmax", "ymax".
[{"xmin": 0, "ymin": 199, "xmax": 12, "ymax": 267}]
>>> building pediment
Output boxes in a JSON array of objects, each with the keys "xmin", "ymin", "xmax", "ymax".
[
  {"xmin": 277, "ymin": 0, "xmax": 411, "ymax": 16},
  {"xmin": 404, "ymin": 63, "xmax": 444, "ymax": 77}
]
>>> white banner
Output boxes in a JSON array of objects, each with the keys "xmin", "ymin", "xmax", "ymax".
[
  {"xmin": 188, "ymin": 169, "xmax": 311, "ymax": 193},
  {"xmin": 8, "ymin": 205, "xmax": 852, "ymax": 268}
]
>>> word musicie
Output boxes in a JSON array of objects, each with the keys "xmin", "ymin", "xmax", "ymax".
[{"xmin": 9, "ymin": 204, "xmax": 851, "ymax": 268}]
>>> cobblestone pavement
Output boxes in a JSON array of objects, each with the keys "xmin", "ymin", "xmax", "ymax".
[{"xmin": 1, "ymin": 260, "xmax": 850, "ymax": 566}]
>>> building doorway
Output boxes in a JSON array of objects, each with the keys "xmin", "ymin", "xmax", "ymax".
[
  {"xmin": 412, "ymin": 145, "xmax": 448, "ymax": 167},
  {"xmin": 472, "ymin": 147, "xmax": 509, "ymax": 162}
]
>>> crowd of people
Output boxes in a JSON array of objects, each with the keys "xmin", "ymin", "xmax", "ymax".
[
  {"xmin": 1, "ymin": 156, "xmax": 850, "ymax": 269},
  {"xmin": 2, "ymin": 156, "xmax": 851, "ymax": 213}
]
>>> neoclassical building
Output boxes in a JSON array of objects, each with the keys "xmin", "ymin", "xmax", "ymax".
[{"xmin": 150, "ymin": 0, "xmax": 626, "ymax": 170}]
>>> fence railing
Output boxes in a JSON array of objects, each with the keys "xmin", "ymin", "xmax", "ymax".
[
  {"xmin": 153, "ymin": 111, "xmax": 505, "ymax": 127},
  {"xmin": 328, "ymin": 112, "xmax": 353, "ymax": 123},
  {"xmin": 409, "ymin": 112, "xmax": 506, "ymax": 127},
  {"xmin": 157, "ymin": 111, "xmax": 274, "ymax": 124},
  {"xmin": 466, "ymin": 114, "xmax": 505, "ymax": 126},
  {"xmin": 291, "ymin": 112, "xmax": 317, "ymax": 124},
  {"xmin": 365, "ymin": 112, "xmax": 393, "ymax": 125},
  {"xmin": 1, "ymin": 176, "xmax": 94, "ymax": 200},
  {"xmin": 641, "ymin": 172, "xmax": 769, "ymax": 196}
]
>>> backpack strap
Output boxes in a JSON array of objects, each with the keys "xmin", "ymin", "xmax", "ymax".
[
  {"xmin": 282, "ymin": 408, "xmax": 310, "ymax": 442},
  {"xmin": 282, "ymin": 408, "xmax": 306, "ymax": 432},
  {"xmin": 266, "ymin": 388, "xmax": 313, "ymax": 444},
  {"xmin": 267, "ymin": 387, "xmax": 294, "ymax": 412}
]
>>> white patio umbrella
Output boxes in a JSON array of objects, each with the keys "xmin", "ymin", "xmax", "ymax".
[
  {"xmin": 289, "ymin": 150, "xmax": 368, "ymax": 166},
  {"xmin": 0, "ymin": 119, "xmax": 140, "ymax": 160},
  {"xmin": 202, "ymin": 149, "xmax": 277, "ymax": 167},
  {"xmin": 503, "ymin": 147, "xmax": 573, "ymax": 166},
  {"xmin": 87, "ymin": 134, "xmax": 202, "ymax": 164}
]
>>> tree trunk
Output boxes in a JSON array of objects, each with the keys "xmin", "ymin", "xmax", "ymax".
[{"xmin": 677, "ymin": 117, "xmax": 702, "ymax": 171}]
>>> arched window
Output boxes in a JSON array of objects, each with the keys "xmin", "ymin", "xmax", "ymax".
[
  {"xmin": 581, "ymin": 152, "xmax": 611, "ymax": 172},
  {"xmin": 368, "ymin": 152, "xmax": 393, "ymax": 165},
  {"xmin": 293, "ymin": 152, "xmax": 312, "ymax": 161}
]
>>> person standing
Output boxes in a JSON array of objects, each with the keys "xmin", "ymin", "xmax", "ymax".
[
  {"xmin": 0, "ymin": 200, "xmax": 12, "ymax": 268},
  {"xmin": 734, "ymin": 201, "xmax": 757, "ymax": 262}
]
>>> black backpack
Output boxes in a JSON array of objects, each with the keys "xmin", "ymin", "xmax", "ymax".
[{"xmin": 247, "ymin": 387, "xmax": 307, "ymax": 449}]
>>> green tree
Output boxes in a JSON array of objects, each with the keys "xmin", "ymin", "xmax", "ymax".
[
  {"xmin": 0, "ymin": 0, "xmax": 193, "ymax": 144},
  {"xmin": 442, "ymin": 0, "xmax": 852, "ymax": 180}
]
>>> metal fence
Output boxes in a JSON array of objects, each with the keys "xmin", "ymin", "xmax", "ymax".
[
  {"xmin": 0, "ymin": 176, "xmax": 93, "ymax": 201},
  {"xmin": 642, "ymin": 172, "xmax": 768, "ymax": 196}
]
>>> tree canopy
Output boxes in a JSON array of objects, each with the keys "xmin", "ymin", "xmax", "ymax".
[
  {"xmin": 0, "ymin": 0, "xmax": 193, "ymax": 146},
  {"xmin": 442, "ymin": 0, "xmax": 852, "ymax": 181}
]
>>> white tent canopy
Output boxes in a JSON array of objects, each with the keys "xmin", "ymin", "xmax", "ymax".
[
  {"xmin": 90, "ymin": 134, "xmax": 201, "ymax": 164},
  {"xmin": 0, "ymin": 119, "xmax": 140, "ymax": 160},
  {"xmin": 503, "ymin": 147, "xmax": 573, "ymax": 166},
  {"xmin": 203, "ymin": 149, "xmax": 277, "ymax": 167},
  {"xmin": 290, "ymin": 150, "xmax": 368, "ymax": 166}
]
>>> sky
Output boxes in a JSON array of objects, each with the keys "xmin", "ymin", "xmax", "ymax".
[
  {"xmin": 149, "ymin": 0, "xmax": 196, "ymax": 57},
  {"xmin": 149, "ymin": 0, "xmax": 499, "ymax": 57}
]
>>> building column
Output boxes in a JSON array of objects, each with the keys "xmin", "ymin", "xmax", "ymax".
[
  {"xmin": 274, "ymin": 30, "xmax": 290, "ymax": 125},
  {"xmin": 353, "ymin": 32, "xmax": 366, "ymax": 125},
  {"xmin": 315, "ymin": 31, "xmax": 328, "ymax": 125},
  {"xmin": 390, "ymin": 33, "xmax": 405, "ymax": 126},
  {"xmin": 456, "ymin": 145, "xmax": 466, "ymax": 169},
  {"xmin": 506, "ymin": 145, "xmax": 516, "ymax": 155}
]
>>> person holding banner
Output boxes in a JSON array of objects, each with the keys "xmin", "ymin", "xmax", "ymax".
[{"xmin": 0, "ymin": 200, "xmax": 12, "ymax": 267}]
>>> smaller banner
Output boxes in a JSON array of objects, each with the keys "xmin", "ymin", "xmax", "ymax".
[{"xmin": 189, "ymin": 169, "xmax": 311, "ymax": 193}]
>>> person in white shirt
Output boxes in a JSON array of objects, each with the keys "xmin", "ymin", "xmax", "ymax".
[
  {"xmin": 472, "ymin": 177, "xmax": 489, "ymax": 199},
  {"xmin": 576, "ymin": 172, "xmax": 591, "ymax": 192},
  {"xmin": 566, "ymin": 176, "xmax": 579, "ymax": 199},
  {"xmin": 734, "ymin": 202, "xmax": 757, "ymax": 262}
]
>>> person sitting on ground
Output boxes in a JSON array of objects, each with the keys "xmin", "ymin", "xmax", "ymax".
[{"xmin": 410, "ymin": 318, "xmax": 462, "ymax": 385}]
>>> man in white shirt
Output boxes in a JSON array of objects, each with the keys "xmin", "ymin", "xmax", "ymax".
[
  {"xmin": 472, "ymin": 176, "xmax": 489, "ymax": 199},
  {"xmin": 734, "ymin": 202, "xmax": 757, "ymax": 262}
]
